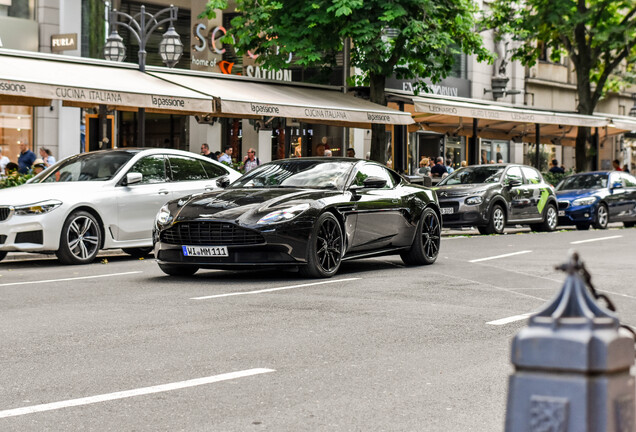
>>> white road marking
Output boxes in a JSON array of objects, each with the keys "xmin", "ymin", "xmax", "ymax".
[
  {"xmin": 0, "ymin": 368, "xmax": 275, "ymax": 419},
  {"xmin": 0, "ymin": 271, "xmax": 143, "ymax": 287},
  {"xmin": 191, "ymin": 277, "xmax": 361, "ymax": 300},
  {"xmin": 570, "ymin": 235, "xmax": 622, "ymax": 244},
  {"xmin": 468, "ymin": 250, "xmax": 532, "ymax": 263},
  {"xmin": 487, "ymin": 313, "xmax": 533, "ymax": 326}
]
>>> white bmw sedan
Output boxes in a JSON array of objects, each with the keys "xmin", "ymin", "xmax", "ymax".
[{"xmin": 0, "ymin": 148, "xmax": 241, "ymax": 264}]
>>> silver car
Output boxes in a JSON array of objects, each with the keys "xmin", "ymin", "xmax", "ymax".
[{"xmin": 0, "ymin": 148, "xmax": 241, "ymax": 264}]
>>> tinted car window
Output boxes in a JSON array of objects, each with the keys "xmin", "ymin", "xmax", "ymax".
[
  {"xmin": 129, "ymin": 155, "xmax": 166, "ymax": 184},
  {"xmin": 438, "ymin": 166, "xmax": 504, "ymax": 185},
  {"xmin": 504, "ymin": 166, "xmax": 523, "ymax": 184},
  {"xmin": 231, "ymin": 160, "xmax": 355, "ymax": 189},
  {"xmin": 168, "ymin": 156, "xmax": 208, "ymax": 181},
  {"xmin": 521, "ymin": 167, "xmax": 541, "ymax": 184},
  {"xmin": 351, "ymin": 163, "xmax": 394, "ymax": 189},
  {"xmin": 621, "ymin": 173, "xmax": 636, "ymax": 187},
  {"xmin": 201, "ymin": 160, "xmax": 228, "ymax": 179},
  {"xmin": 557, "ymin": 173, "xmax": 608, "ymax": 190}
]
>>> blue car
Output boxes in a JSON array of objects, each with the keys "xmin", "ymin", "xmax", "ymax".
[{"xmin": 556, "ymin": 171, "xmax": 636, "ymax": 230}]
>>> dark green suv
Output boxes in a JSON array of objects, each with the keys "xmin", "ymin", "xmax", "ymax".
[{"xmin": 435, "ymin": 164, "xmax": 558, "ymax": 234}]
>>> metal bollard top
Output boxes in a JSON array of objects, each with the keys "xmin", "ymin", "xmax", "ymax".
[{"xmin": 510, "ymin": 251, "xmax": 635, "ymax": 373}]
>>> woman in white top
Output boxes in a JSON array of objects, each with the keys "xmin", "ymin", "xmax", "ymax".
[{"xmin": 39, "ymin": 147, "xmax": 56, "ymax": 168}]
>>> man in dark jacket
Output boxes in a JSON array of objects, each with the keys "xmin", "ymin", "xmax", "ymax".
[
  {"xmin": 431, "ymin": 157, "xmax": 448, "ymax": 177},
  {"xmin": 18, "ymin": 143, "xmax": 36, "ymax": 174}
]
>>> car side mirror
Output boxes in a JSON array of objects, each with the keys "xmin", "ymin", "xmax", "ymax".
[
  {"xmin": 505, "ymin": 178, "xmax": 522, "ymax": 187},
  {"xmin": 362, "ymin": 177, "xmax": 387, "ymax": 189},
  {"xmin": 216, "ymin": 176, "xmax": 231, "ymax": 189},
  {"xmin": 611, "ymin": 181, "xmax": 623, "ymax": 190},
  {"xmin": 125, "ymin": 172, "xmax": 142, "ymax": 186}
]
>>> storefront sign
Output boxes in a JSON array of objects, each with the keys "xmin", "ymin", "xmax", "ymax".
[
  {"xmin": 51, "ymin": 33, "xmax": 77, "ymax": 52},
  {"xmin": 387, "ymin": 76, "xmax": 471, "ymax": 98}
]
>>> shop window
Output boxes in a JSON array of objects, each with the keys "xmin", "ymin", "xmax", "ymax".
[
  {"xmin": 2, "ymin": 0, "xmax": 35, "ymax": 19},
  {"xmin": 0, "ymin": 105, "xmax": 33, "ymax": 165}
]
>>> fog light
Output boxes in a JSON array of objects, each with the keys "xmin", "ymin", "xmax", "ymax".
[{"xmin": 584, "ymin": 213, "xmax": 590, "ymax": 217}]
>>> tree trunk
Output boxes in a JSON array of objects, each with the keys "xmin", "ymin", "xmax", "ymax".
[
  {"xmin": 368, "ymin": 73, "xmax": 387, "ymax": 164},
  {"xmin": 574, "ymin": 127, "xmax": 590, "ymax": 173},
  {"xmin": 574, "ymin": 54, "xmax": 593, "ymax": 173}
]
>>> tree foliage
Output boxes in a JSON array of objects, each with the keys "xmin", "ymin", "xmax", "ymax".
[
  {"xmin": 482, "ymin": 0, "xmax": 636, "ymax": 172},
  {"xmin": 203, "ymin": 0, "xmax": 492, "ymax": 164}
]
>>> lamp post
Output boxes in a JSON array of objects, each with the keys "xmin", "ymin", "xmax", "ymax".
[{"xmin": 103, "ymin": 5, "xmax": 183, "ymax": 146}]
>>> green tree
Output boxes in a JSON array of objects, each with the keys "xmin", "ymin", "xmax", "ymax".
[
  {"xmin": 483, "ymin": 0, "xmax": 636, "ymax": 172},
  {"xmin": 203, "ymin": 0, "xmax": 492, "ymax": 164}
]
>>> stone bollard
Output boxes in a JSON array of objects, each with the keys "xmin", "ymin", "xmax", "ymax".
[{"xmin": 505, "ymin": 252, "xmax": 635, "ymax": 432}]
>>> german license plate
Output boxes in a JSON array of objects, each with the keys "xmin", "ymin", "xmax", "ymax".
[
  {"xmin": 441, "ymin": 207, "xmax": 454, "ymax": 215},
  {"xmin": 558, "ymin": 210, "xmax": 565, "ymax": 216},
  {"xmin": 182, "ymin": 245, "xmax": 228, "ymax": 257}
]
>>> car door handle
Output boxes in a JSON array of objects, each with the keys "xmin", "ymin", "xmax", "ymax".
[
  {"xmin": 158, "ymin": 189, "xmax": 170, "ymax": 195},
  {"xmin": 205, "ymin": 185, "xmax": 215, "ymax": 191}
]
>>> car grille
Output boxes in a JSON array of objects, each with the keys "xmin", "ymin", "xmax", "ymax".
[
  {"xmin": 438, "ymin": 191, "xmax": 468, "ymax": 198},
  {"xmin": 161, "ymin": 222, "xmax": 265, "ymax": 246},
  {"xmin": 558, "ymin": 201, "xmax": 570, "ymax": 210},
  {"xmin": 0, "ymin": 207, "xmax": 11, "ymax": 221}
]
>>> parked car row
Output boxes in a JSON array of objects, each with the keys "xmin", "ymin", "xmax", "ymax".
[
  {"xmin": 434, "ymin": 164, "xmax": 636, "ymax": 233},
  {"xmin": 0, "ymin": 149, "xmax": 633, "ymax": 279}
]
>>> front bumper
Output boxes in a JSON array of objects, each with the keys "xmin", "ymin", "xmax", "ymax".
[
  {"xmin": 0, "ymin": 209, "xmax": 65, "ymax": 252},
  {"xmin": 557, "ymin": 202, "xmax": 596, "ymax": 225},
  {"xmin": 154, "ymin": 220, "xmax": 313, "ymax": 268},
  {"xmin": 438, "ymin": 198, "xmax": 488, "ymax": 227}
]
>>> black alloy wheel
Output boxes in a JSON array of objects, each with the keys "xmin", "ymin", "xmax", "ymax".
[
  {"xmin": 592, "ymin": 204, "xmax": 609, "ymax": 229},
  {"xmin": 300, "ymin": 212, "xmax": 343, "ymax": 278},
  {"xmin": 158, "ymin": 263, "xmax": 199, "ymax": 276},
  {"xmin": 401, "ymin": 207, "xmax": 440, "ymax": 265},
  {"xmin": 56, "ymin": 210, "xmax": 102, "ymax": 265}
]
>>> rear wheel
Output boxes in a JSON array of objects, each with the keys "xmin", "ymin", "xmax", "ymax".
[
  {"xmin": 576, "ymin": 223, "xmax": 591, "ymax": 231},
  {"xmin": 299, "ymin": 212, "xmax": 343, "ymax": 278},
  {"xmin": 158, "ymin": 263, "xmax": 198, "ymax": 276},
  {"xmin": 481, "ymin": 204, "xmax": 505, "ymax": 235},
  {"xmin": 400, "ymin": 207, "xmax": 440, "ymax": 266},
  {"xmin": 122, "ymin": 247, "xmax": 153, "ymax": 258},
  {"xmin": 592, "ymin": 204, "xmax": 609, "ymax": 229},
  {"xmin": 56, "ymin": 211, "xmax": 102, "ymax": 265}
]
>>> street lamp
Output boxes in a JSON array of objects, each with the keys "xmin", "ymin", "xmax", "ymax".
[{"xmin": 104, "ymin": 5, "xmax": 183, "ymax": 146}]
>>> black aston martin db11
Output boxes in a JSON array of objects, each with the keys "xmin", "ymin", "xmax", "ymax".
[{"xmin": 153, "ymin": 158, "xmax": 441, "ymax": 278}]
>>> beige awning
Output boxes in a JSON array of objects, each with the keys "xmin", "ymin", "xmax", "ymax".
[
  {"xmin": 389, "ymin": 92, "xmax": 632, "ymax": 145},
  {"xmin": 150, "ymin": 69, "xmax": 414, "ymax": 128},
  {"xmin": 0, "ymin": 49, "xmax": 213, "ymax": 114}
]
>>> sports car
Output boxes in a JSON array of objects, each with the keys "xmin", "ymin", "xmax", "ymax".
[{"xmin": 153, "ymin": 158, "xmax": 441, "ymax": 278}]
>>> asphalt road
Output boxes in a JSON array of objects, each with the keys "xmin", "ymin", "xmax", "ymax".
[{"xmin": 1, "ymin": 225, "xmax": 635, "ymax": 431}]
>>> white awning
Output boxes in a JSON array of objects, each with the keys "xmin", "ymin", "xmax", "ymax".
[
  {"xmin": 0, "ymin": 49, "xmax": 213, "ymax": 114},
  {"xmin": 386, "ymin": 91, "xmax": 633, "ymax": 145},
  {"xmin": 150, "ymin": 69, "xmax": 414, "ymax": 127}
]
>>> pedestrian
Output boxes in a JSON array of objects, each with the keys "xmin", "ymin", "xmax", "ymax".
[
  {"xmin": 431, "ymin": 157, "xmax": 447, "ymax": 177},
  {"xmin": 418, "ymin": 157, "xmax": 431, "ymax": 177},
  {"xmin": 549, "ymin": 159, "xmax": 565, "ymax": 174},
  {"xmin": 623, "ymin": 164, "xmax": 630, "ymax": 174},
  {"xmin": 0, "ymin": 147, "xmax": 10, "ymax": 175},
  {"xmin": 17, "ymin": 143, "xmax": 36, "ymax": 174},
  {"xmin": 200, "ymin": 143, "xmax": 215, "ymax": 159},
  {"xmin": 346, "ymin": 147, "xmax": 356, "ymax": 158},
  {"xmin": 324, "ymin": 149, "xmax": 333, "ymax": 157},
  {"xmin": 612, "ymin": 159, "xmax": 622, "ymax": 171},
  {"xmin": 218, "ymin": 145, "xmax": 233, "ymax": 164},
  {"xmin": 32, "ymin": 158, "xmax": 46, "ymax": 175},
  {"xmin": 445, "ymin": 158, "xmax": 454, "ymax": 174},
  {"xmin": 39, "ymin": 147, "xmax": 56, "ymax": 167},
  {"xmin": 242, "ymin": 148, "xmax": 261, "ymax": 173},
  {"xmin": 5, "ymin": 162, "xmax": 18, "ymax": 175},
  {"xmin": 214, "ymin": 151, "xmax": 221, "ymax": 160},
  {"xmin": 460, "ymin": 160, "xmax": 467, "ymax": 168}
]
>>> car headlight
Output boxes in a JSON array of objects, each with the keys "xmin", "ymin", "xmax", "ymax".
[
  {"xmin": 13, "ymin": 199, "xmax": 62, "ymax": 215},
  {"xmin": 155, "ymin": 204, "xmax": 174, "ymax": 227},
  {"xmin": 572, "ymin": 197, "xmax": 597, "ymax": 206},
  {"xmin": 257, "ymin": 203, "xmax": 310, "ymax": 224},
  {"xmin": 465, "ymin": 196, "xmax": 483, "ymax": 205}
]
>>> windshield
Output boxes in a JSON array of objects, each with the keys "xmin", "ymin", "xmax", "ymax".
[
  {"xmin": 33, "ymin": 151, "xmax": 134, "ymax": 183},
  {"xmin": 438, "ymin": 166, "xmax": 505, "ymax": 185},
  {"xmin": 557, "ymin": 173, "xmax": 608, "ymax": 191},
  {"xmin": 231, "ymin": 160, "xmax": 355, "ymax": 190}
]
